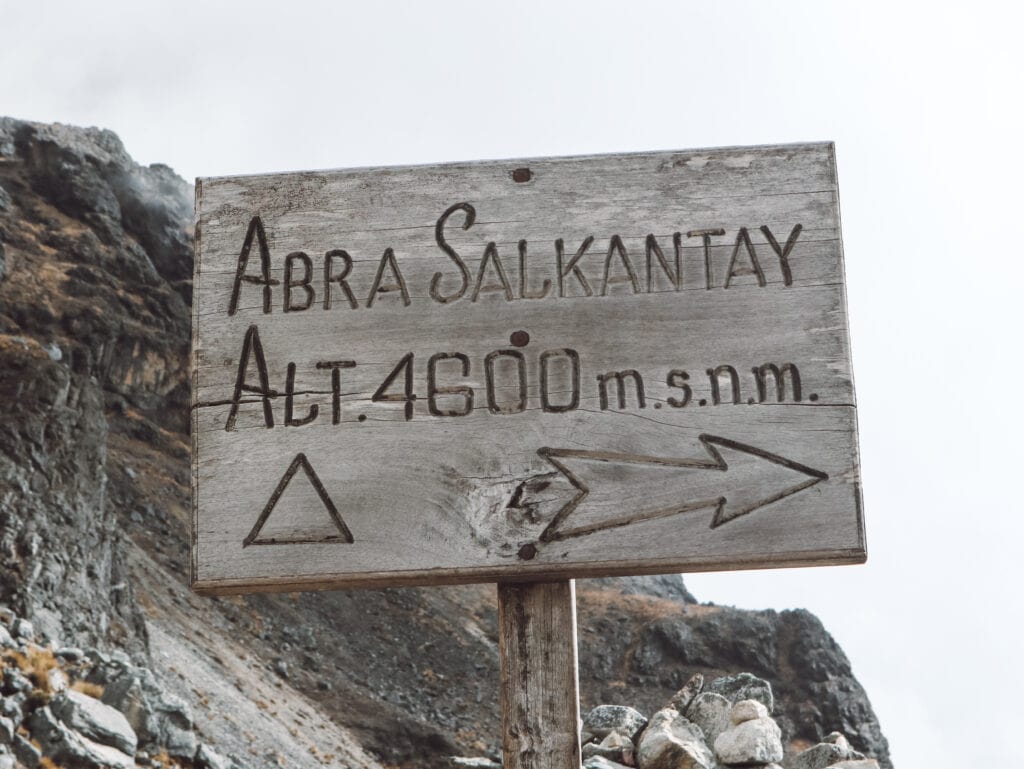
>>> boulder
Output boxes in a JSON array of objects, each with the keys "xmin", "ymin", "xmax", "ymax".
[
  {"xmin": 582, "ymin": 731, "xmax": 635, "ymax": 766},
  {"xmin": 791, "ymin": 731, "xmax": 867, "ymax": 769},
  {"xmin": 706, "ymin": 672, "xmax": 774, "ymax": 711},
  {"xmin": 51, "ymin": 688, "xmax": 138, "ymax": 754},
  {"xmin": 0, "ymin": 695, "xmax": 23, "ymax": 724},
  {"xmin": 46, "ymin": 666, "xmax": 68, "ymax": 694},
  {"xmin": 2, "ymin": 667, "xmax": 31, "ymax": 694},
  {"xmin": 713, "ymin": 700, "xmax": 783, "ymax": 765},
  {"xmin": 195, "ymin": 743, "xmax": 235, "ymax": 769},
  {"xmin": 101, "ymin": 667, "xmax": 197, "ymax": 757},
  {"xmin": 0, "ymin": 715, "xmax": 14, "ymax": 744},
  {"xmin": 27, "ymin": 706, "xmax": 135, "ymax": 769},
  {"xmin": 730, "ymin": 698, "xmax": 768, "ymax": 724},
  {"xmin": 686, "ymin": 692, "xmax": 731, "ymax": 748},
  {"xmin": 583, "ymin": 705, "xmax": 648, "ymax": 742},
  {"xmin": 669, "ymin": 673, "xmax": 704, "ymax": 713},
  {"xmin": 10, "ymin": 619, "xmax": 34, "ymax": 641},
  {"xmin": 12, "ymin": 734, "xmax": 41, "ymax": 769},
  {"xmin": 636, "ymin": 708, "xmax": 714, "ymax": 769}
]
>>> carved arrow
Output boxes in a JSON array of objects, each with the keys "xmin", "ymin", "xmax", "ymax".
[{"xmin": 536, "ymin": 434, "xmax": 828, "ymax": 543}]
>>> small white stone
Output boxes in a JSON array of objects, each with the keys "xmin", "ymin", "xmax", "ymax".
[
  {"xmin": 824, "ymin": 731, "xmax": 852, "ymax": 751},
  {"xmin": 730, "ymin": 698, "xmax": 769, "ymax": 724},
  {"xmin": 47, "ymin": 667, "xmax": 68, "ymax": 694},
  {"xmin": 600, "ymin": 731, "xmax": 632, "ymax": 749}
]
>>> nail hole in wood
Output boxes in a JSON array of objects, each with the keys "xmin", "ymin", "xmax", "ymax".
[{"xmin": 510, "ymin": 330, "xmax": 530, "ymax": 347}]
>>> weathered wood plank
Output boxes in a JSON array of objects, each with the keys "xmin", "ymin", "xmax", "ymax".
[
  {"xmin": 190, "ymin": 142, "xmax": 864, "ymax": 593},
  {"xmin": 498, "ymin": 580, "xmax": 581, "ymax": 769}
]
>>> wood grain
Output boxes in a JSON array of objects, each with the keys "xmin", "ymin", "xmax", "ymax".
[
  {"xmin": 190, "ymin": 142, "xmax": 865, "ymax": 594},
  {"xmin": 498, "ymin": 580, "xmax": 581, "ymax": 769}
]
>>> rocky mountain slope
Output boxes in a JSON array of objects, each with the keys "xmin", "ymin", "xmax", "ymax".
[{"xmin": 0, "ymin": 117, "xmax": 890, "ymax": 769}]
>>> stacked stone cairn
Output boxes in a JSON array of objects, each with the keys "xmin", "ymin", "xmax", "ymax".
[
  {"xmin": 0, "ymin": 608, "xmax": 236, "ymax": 769},
  {"xmin": 453, "ymin": 673, "xmax": 880, "ymax": 769}
]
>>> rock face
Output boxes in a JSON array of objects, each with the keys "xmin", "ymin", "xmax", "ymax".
[{"xmin": 0, "ymin": 116, "xmax": 891, "ymax": 769}]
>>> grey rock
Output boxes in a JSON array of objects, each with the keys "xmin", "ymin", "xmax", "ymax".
[
  {"xmin": 27, "ymin": 706, "xmax": 134, "ymax": 769},
  {"xmin": 706, "ymin": 672, "xmax": 774, "ymax": 711},
  {"xmin": 686, "ymin": 692, "xmax": 731, "ymax": 749},
  {"xmin": 636, "ymin": 707, "xmax": 714, "ymax": 769},
  {"xmin": 583, "ymin": 705, "xmax": 648, "ymax": 742},
  {"xmin": 791, "ymin": 732, "xmax": 866, "ymax": 769},
  {"xmin": 582, "ymin": 731, "xmax": 635, "ymax": 766},
  {"xmin": 0, "ymin": 695, "xmax": 23, "ymax": 724},
  {"xmin": 44, "ymin": 342, "xmax": 62, "ymax": 362},
  {"xmin": 46, "ymin": 666, "xmax": 68, "ymax": 694},
  {"xmin": 0, "ymin": 182, "xmax": 11, "ymax": 211},
  {"xmin": 10, "ymin": 619, "xmax": 33, "ymax": 641},
  {"xmin": 450, "ymin": 758, "xmax": 501, "ymax": 768},
  {"xmin": 2, "ymin": 667, "xmax": 31, "ymax": 694},
  {"xmin": 195, "ymin": 743, "xmax": 234, "ymax": 769},
  {"xmin": 54, "ymin": 647, "xmax": 85, "ymax": 661},
  {"xmin": 13, "ymin": 734, "xmax": 41, "ymax": 769},
  {"xmin": 51, "ymin": 688, "xmax": 138, "ymax": 754},
  {"xmin": 101, "ymin": 667, "xmax": 196, "ymax": 757},
  {"xmin": 0, "ymin": 753, "xmax": 14, "ymax": 769},
  {"xmin": 713, "ymin": 701, "xmax": 783, "ymax": 765},
  {"xmin": 29, "ymin": 607, "xmax": 62, "ymax": 645},
  {"xmin": 0, "ymin": 716, "xmax": 13, "ymax": 744},
  {"xmin": 85, "ymin": 649, "xmax": 133, "ymax": 686},
  {"xmin": 670, "ymin": 672, "xmax": 703, "ymax": 712},
  {"xmin": 272, "ymin": 658, "xmax": 288, "ymax": 678},
  {"xmin": 827, "ymin": 761, "xmax": 880, "ymax": 768},
  {"xmin": 0, "ymin": 625, "xmax": 13, "ymax": 648},
  {"xmin": 584, "ymin": 757, "xmax": 632, "ymax": 769}
]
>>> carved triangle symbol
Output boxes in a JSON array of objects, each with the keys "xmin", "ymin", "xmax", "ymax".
[{"xmin": 243, "ymin": 453, "xmax": 354, "ymax": 547}]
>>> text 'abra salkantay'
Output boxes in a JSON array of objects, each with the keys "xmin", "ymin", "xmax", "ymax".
[{"xmin": 226, "ymin": 202, "xmax": 803, "ymax": 315}]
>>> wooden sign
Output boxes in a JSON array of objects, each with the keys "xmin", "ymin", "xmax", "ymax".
[{"xmin": 190, "ymin": 142, "xmax": 864, "ymax": 595}]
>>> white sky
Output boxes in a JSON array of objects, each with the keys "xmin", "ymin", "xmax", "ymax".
[{"xmin": 4, "ymin": 2, "xmax": 1022, "ymax": 766}]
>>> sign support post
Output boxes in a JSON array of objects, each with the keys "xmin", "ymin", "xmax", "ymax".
[{"xmin": 498, "ymin": 580, "xmax": 581, "ymax": 769}]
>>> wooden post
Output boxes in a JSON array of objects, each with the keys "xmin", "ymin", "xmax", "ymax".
[{"xmin": 498, "ymin": 580, "xmax": 582, "ymax": 769}]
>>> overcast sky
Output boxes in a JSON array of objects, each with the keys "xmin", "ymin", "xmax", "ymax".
[{"xmin": 4, "ymin": 2, "xmax": 1021, "ymax": 766}]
